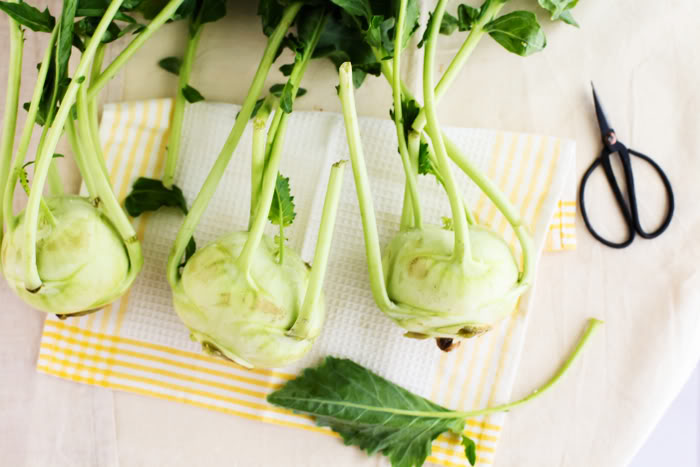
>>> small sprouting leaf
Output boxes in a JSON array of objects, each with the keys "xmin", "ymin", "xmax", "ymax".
[
  {"xmin": 461, "ymin": 436, "xmax": 477, "ymax": 466},
  {"xmin": 439, "ymin": 11, "xmax": 459, "ymax": 35},
  {"xmin": 268, "ymin": 173, "xmax": 296, "ymax": 228},
  {"xmin": 441, "ymin": 216, "xmax": 453, "ymax": 231},
  {"xmin": 389, "ymin": 98, "xmax": 420, "ymax": 136},
  {"xmin": 184, "ymin": 235, "xmax": 196, "ymax": 266},
  {"xmin": 249, "ymin": 97, "xmax": 265, "ymax": 119},
  {"xmin": 270, "ymin": 84, "xmax": 306, "ymax": 114},
  {"xmin": 267, "ymin": 357, "xmax": 467, "ymax": 467},
  {"xmin": 182, "ymin": 84, "xmax": 205, "ymax": 103},
  {"xmin": 124, "ymin": 177, "xmax": 189, "ymax": 217},
  {"xmin": 484, "ymin": 11, "xmax": 546, "ymax": 57},
  {"xmin": 269, "ymin": 83, "xmax": 285, "ymax": 96},
  {"xmin": 418, "ymin": 141, "xmax": 440, "ymax": 180},
  {"xmin": 0, "ymin": 1, "xmax": 55, "ymax": 32},
  {"xmin": 158, "ymin": 56, "xmax": 182, "ymax": 75}
]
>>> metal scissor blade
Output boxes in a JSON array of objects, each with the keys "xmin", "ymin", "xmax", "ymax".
[{"xmin": 591, "ymin": 82, "xmax": 614, "ymax": 140}]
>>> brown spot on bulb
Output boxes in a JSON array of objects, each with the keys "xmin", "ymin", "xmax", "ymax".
[{"xmin": 436, "ymin": 337, "xmax": 460, "ymax": 352}]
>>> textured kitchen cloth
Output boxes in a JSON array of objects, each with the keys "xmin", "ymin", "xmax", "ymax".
[{"xmin": 37, "ymin": 98, "xmax": 575, "ymax": 466}]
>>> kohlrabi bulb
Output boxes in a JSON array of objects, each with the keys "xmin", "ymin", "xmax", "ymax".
[
  {"xmin": 382, "ymin": 225, "xmax": 520, "ymax": 338},
  {"xmin": 1, "ymin": 196, "xmax": 130, "ymax": 315},
  {"xmin": 172, "ymin": 231, "xmax": 324, "ymax": 369}
]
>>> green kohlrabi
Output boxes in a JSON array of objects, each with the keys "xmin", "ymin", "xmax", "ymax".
[
  {"xmin": 167, "ymin": 2, "xmax": 346, "ymax": 368},
  {"xmin": 334, "ymin": 0, "xmax": 579, "ymax": 348},
  {"xmin": 0, "ymin": 0, "xmax": 191, "ymax": 315}
]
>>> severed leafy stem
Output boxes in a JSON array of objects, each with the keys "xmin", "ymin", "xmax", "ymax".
[
  {"xmin": 267, "ymin": 173, "xmax": 296, "ymax": 263},
  {"xmin": 269, "ymin": 319, "xmax": 603, "ymax": 467}
]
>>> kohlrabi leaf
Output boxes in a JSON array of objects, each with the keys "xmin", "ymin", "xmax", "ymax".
[
  {"xmin": 417, "ymin": 141, "xmax": 443, "ymax": 187},
  {"xmin": 314, "ymin": 10, "xmax": 381, "ymax": 88},
  {"xmin": 329, "ymin": 0, "xmax": 371, "ymax": 21},
  {"xmin": 124, "ymin": 177, "xmax": 189, "ymax": 216},
  {"xmin": 484, "ymin": 11, "xmax": 546, "ymax": 57},
  {"xmin": 269, "ymin": 83, "xmax": 307, "ymax": 98},
  {"xmin": 194, "ymin": 0, "xmax": 226, "ymax": 27},
  {"xmin": 268, "ymin": 173, "xmax": 296, "ymax": 228},
  {"xmin": 182, "ymin": 84, "xmax": 205, "ymax": 103},
  {"xmin": 56, "ymin": 0, "xmax": 78, "ymax": 85},
  {"xmin": 389, "ymin": 97, "xmax": 419, "ymax": 136},
  {"xmin": 461, "ymin": 436, "xmax": 477, "ymax": 465},
  {"xmin": 158, "ymin": 56, "xmax": 182, "ymax": 75},
  {"xmin": 137, "ymin": 0, "xmax": 194, "ymax": 22},
  {"xmin": 124, "ymin": 177, "xmax": 196, "ymax": 266},
  {"xmin": 0, "ymin": 1, "xmax": 55, "ymax": 32},
  {"xmin": 257, "ymin": 0, "xmax": 283, "ymax": 36},
  {"xmin": 537, "ymin": 0, "xmax": 578, "ymax": 25},
  {"xmin": 457, "ymin": 4, "xmax": 480, "ymax": 30},
  {"xmin": 267, "ymin": 357, "xmax": 475, "ymax": 467}
]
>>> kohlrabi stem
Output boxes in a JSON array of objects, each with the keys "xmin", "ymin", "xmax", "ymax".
[
  {"xmin": 87, "ymin": 0, "xmax": 188, "ymax": 101},
  {"xmin": 250, "ymin": 96, "xmax": 274, "ymax": 227},
  {"xmin": 76, "ymin": 82, "xmax": 144, "ymax": 285},
  {"xmin": 287, "ymin": 160, "xmax": 346, "ymax": 340},
  {"xmin": 3, "ymin": 23, "xmax": 54, "ymax": 231},
  {"xmin": 393, "ymin": 0, "xmax": 422, "ymax": 232},
  {"xmin": 0, "ymin": 8, "xmax": 23, "ymax": 245},
  {"xmin": 444, "ymin": 136, "xmax": 534, "ymax": 287},
  {"xmin": 88, "ymin": 43, "xmax": 109, "ymax": 183},
  {"xmin": 410, "ymin": 0, "xmax": 504, "ymax": 133},
  {"xmin": 23, "ymin": 0, "xmax": 125, "ymax": 293},
  {"xmin": 17, "ymin": 165, "xmax": 56, "ymax": 227},
  {"xmin": 263, "ymin": 99, "xmax": 281, "ymax": 166},
  {"xmin": 238, "ymin": 8, "xmax": 325, "ymax": 275},
  {"xmin": 399, "ymin": 132, "xmax": 420, "ymax": 229},
  {"xmin": 167, "ymin": 2, "xmax": 303, "ymax": 287},
  {"xmin": 163, "ymin": 24, "xmax": 203, "ymax": 189},
  {"xmin": 47, "ymin": 158, "xmax": 64, "ymax": 196},
  {"xmin": 67, "ymin": 117, "xmax": 98, "ymax": 198},
  {"xmin": 338, "ymin": 62, "xmax": 395, "ymax": 313},
  {"xmin": 238, "ymin": 115, "xmax": 290, "ymax": 276},
  {"xmin": 423, "ymin": 0, "xmax": 472, "ymax": 265},
  {"xmin": 289, "ymin": 318, "xmax": 603, "ymax": 419}
]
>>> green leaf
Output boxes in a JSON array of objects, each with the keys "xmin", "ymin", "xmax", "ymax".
[
  {"xmin": 389, "ymin": 98, "xmax": 419, "ymax": 137},
  {"xmin": 537, "ymin": 0, "xmax": 578, "ymax": 24},
  {"xmin": 257, "ymin": 0, "xmax": 283, "ymax": 36},
  {"xmin": 484, "ymin": 11, "xmax": 546, "ymax": 57},
  {"xmin": 0, "ymin": 1, "xmax": 55, "ymax": 32},
  {"xmin": 457, "ymin": 4, "xmax": 480, "ymax": 31},
  {"xmin": 267, "ymin": 357, "xmax": 466, "ymax": 467},
  {"xmin": 158, "ymin": 56, "xmax": 182, "ymax": 75},
  {"xmin": 558, "ymin": 9, "xmax": 578, "ymax": 27},
  {"xmin": 124, "ymin": 177, "xmax": 189, "ymax": 216},
  {"xmin": 417, "ymin": 141, "xmax": 443, "ymax": 187},
  {"xmin": 439, "ymin": 11, "xmax": 459, "ymax": 36},
  {"xmin": 56, "ymin": 0, "xmax": 78, "ymax": 85},
  {"xmin": 182, "ymin": 84, "xmax": 205, "ymax": 103},
  {"xmin": 279, "ymin": 63, "xmax": 294, "ymax": 76},
  {"xmin": 313, "ymin": 11, "xmax": 380, "ymax": 88},
  {"xmin": 195, "ymin": 0, "xmax": 226, "ymax": 26},
  {"xmin": 329, "ymin": 0, "xmax": 371, "ymax": 21},
  {"xmin": 268, "ymin": 173, "xmax": 296, "ymax": 227},
  {"xmin": 461, "ymin": 436, "xmax": 477, "ymax": 466}
]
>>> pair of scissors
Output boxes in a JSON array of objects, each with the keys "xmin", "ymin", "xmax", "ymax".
[{"xmin": 578, "ymin": 84, "xmax": 675, "ymax": 249}]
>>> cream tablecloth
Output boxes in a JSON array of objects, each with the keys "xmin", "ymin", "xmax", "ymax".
[{"xmin": 2, "ymin": 1, "xmax": 700, "ymax": 466}]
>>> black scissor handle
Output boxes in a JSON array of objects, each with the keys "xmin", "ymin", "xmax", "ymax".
[
  {"xmin": 579, "ymin": 143, "xmax": 675, "ymax": 249},
  {"xmin": 579, "ymin": 145, "xmax": 635, "ymax": 249},
  {"xmin": 626, "ymin": 148, "xmax": 675, "ymax": 239}
]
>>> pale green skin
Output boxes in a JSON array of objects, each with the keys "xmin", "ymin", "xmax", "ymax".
[
  {"xmin": 1, "ymin": 196, "xmax": 130, "ymax": 315},
  {"xmin": 172, "ymin": 231, "xmax": 325, "ymax": 369},
  {"xmin": 382, "ymin": 225, "xmax": 520, "ymax": 338}
]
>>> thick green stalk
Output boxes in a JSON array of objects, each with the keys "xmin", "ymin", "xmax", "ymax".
[
  {"xmin": 163, "ymin": 25, "xmax": 203, "ymax": 189},
  {"xmin": 287, "ymin": 161, "xmax": 346, "ymax": 339},
  {"xmin": 3, "ymin": 26, "xmax": 57, "ymax": 231},
  {"xmin": 338, "ymin": 62, "xmax": 395, "ymax": 313},
  {"xmin": 23, "ymin": 0, "xmax": 125, "ymax": 292},
  {"xmin": 88, "ymin": 43, "xmax": 109, "ymax": 184},
  {"xmin": 77, "ymin": 82, "xmax": 143, "ymax": 297},
  {"xmin": 263, "ymin": 99, "xmax": 281, "ymax": 166},
  {"xmin": 87, "ymin": 0, "xmax": 188, "ymax": 100},
  {"xmin": 0, "ymin": 9, "xmax": 23, "ymax": 244},
  {"xmin": 393, "ymin": 0, "xmax": 422, "ymax": 232},
  {"xmin": 238, "ymin": 8, "xmax": 325, "ymax": 275},
  {"xmin": 47, "ymin": 159, "xmax": 64, "ymax": 196},
  {"xmin": 444, "ymin": 136, "xmax": 533, "ymax": 287},
  {"xmin": 285, "ymin": 318, "xmax": 602, "ymax": 418},
  {"xmin": 410, "ymin": 0, "xmax": 504, "ymax": 133},
  {"xmin": 66, "ymin": 117, "xmax": 97, "ymax": 198},
  {"xmin": 423, "ymin": 0, "xmax": 471, "ymax": 265},
  {"xmin": 167, "ymin": 2, "xmax": 302, "ymax": 287},
  {"xmin": 237, "ymin": 115, "xmax": 289, "ymax": 276},
  {"xmin": 250, "ymin": 96, "xmax": 274, "ymax": 226}
]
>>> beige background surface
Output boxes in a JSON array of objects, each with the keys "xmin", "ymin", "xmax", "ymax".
[{"xmin": 2, "ymin": 1, "xmax": 700, "ymax": 466}]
